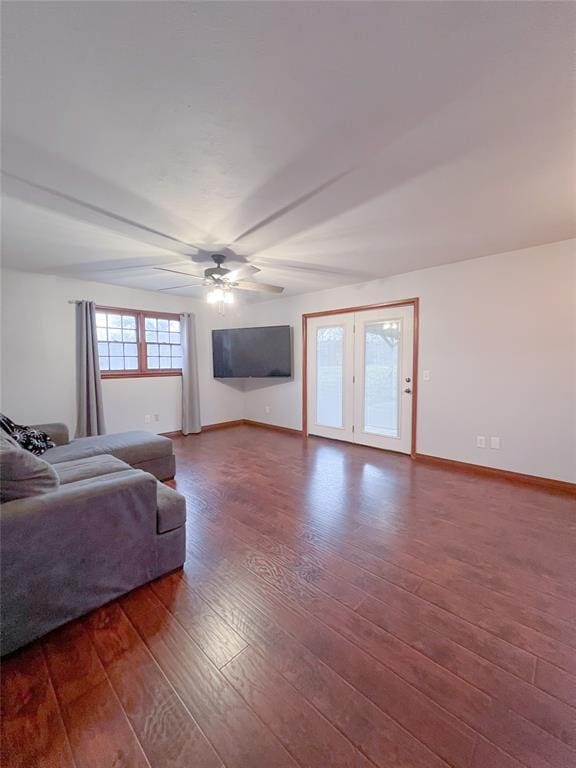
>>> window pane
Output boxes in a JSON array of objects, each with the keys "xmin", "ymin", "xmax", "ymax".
[
  {"xmin": 169, "ymin": 332, "xmax": 180, "ymax": 344},
  {"xmin": 169, "ymin": 320, "xmax": 180, "ymax": 332},
  {"xmin": 171, "ymin": 359, "xmax": 182, "ymax": 369},
  {"xmin": 122, "ymin": 315, "xmax": 136, "ymax": 329},
  {"xmin": 124, "ymin": 343, "xmax": 138, "ymax": 357},
  {"xmin": 157, "ymin": 319, "xmax": 169, "ymax": 332},
  {"xmin": 96, "ymin": 312, "xmax": 107, "ymax": 327},
  {"xmin": 158, "ymin": 331, "xmax": 170, "ymax": 344},
  {"xmin": 97, "ymin": 327, "xmax": 108, "ymax": 341},
  {"xmin": 147, "ymin": 356, "xmax": 159, "ymax": 369},
  {"xmin": 98, "ymin": 342, "xmax": 108, "ymax": 356},
  {"xmin": 159, "ymin": 344, "xmax": 171, "ymax": 355},
  {"xmin": 316, "ymin": 326, "xmax": 344, "ymax": 428},
  {"xmin": 110, "ymin": 357, "xmax": 126, "ymax": 370},
  {"xmin": 364, "ymin": 321, "xmax": 401, "ymax": 437},
  {"xmin": 145, "ymin": 330, "xmax": 157, "ymax": 343},
  {"xmin": 109, "ymin": 342, "xmax": 124, "ymax": 356},
  {"xmin": 108, "ymin": 328, "xmax": 123, "ymax": 342},
  {"xmin": 99, "ymin": 357, "xmax": 110, "ymax": 371},
  {"xmin": 125, "ymin": 357, "xmax": 138, "ymax": 370},
  {"xmin": 160, "ymin": 357, "xmax": 171, "ymax": 368},
  {"xmin": 122, "ymin": 328, "xmax": 137, "ymax": 342},
  {"xmin": 145, "ymin": 317, "xmax": 157, "ymax": 331},
  {"xmin": 147, "ymin": 344, "xmax": 159, "ymax": 356},
  {"xmin": 171, "ymin": 345, "xmax": 182, "ymax": 358},
  {"xmin": 108, "ymin": 314, "xmax": 122, "ymax": 328}
]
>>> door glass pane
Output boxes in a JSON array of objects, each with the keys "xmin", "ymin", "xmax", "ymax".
[
  {"xmin": 364, "ymin": 320, "xmax": 401, "ymax": 437},
  {"xmin": 316, "ymin": 326, "xmax": 344, "ymax": 428}
]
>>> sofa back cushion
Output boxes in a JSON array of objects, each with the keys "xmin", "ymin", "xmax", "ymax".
[{"xmin": 0, "ymin": 433, "xmax": 60, "ymax": 502}]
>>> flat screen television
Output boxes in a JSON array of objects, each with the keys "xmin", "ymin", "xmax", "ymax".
[{"xmin": 212, "ymin": 325, "xmax": 292, "ymax": 378}]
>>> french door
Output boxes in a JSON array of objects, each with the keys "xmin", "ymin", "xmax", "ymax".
[{"xmin": 306, "ymin": 305, "xmax": 415, "ymax": 454}]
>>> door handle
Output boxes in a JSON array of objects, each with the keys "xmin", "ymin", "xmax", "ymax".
[{"xmin": 404, "ymin": 388, "xmax": 412, "ymax": 394}]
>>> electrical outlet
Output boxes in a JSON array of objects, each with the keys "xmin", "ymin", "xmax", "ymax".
[
  {"xmin": 423, "ymin": 370, "xmax": 431, "ymax": 381},
  {"xmin": 476, "ymin": 435, "xmax": 486, "ymax": 448},
  {"xmin": 154, "ymin": 414, "xmax": 160, "ymax": 422},
  {"xmin": 265, "ymin": 405, "xmax": 271, "ymax": 415},
  {"xmin": 490, "ymin": 436, "xmax": 501, "ymax": 449},
  {"xmin": 144, "ymin": 414, "xmax": 151, "ymax": 424}
]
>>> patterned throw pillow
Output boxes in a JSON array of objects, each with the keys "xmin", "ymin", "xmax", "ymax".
[{"xmin": 0, "ymin": 414, "xmax": 55, "ymax": 456}]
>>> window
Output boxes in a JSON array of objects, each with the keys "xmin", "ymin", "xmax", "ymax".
[
  {"xmin": 96, "ymin": 307, "xmax": 182, "ymax": 377},
  {"xmin": 143, "ymin": 316, "xmax": 182, "ymax": 370}
]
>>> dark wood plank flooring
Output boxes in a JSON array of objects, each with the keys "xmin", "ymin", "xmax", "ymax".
[{"xmin": 2, "ymin": 425, "xmax": 575, "ymax": 768}]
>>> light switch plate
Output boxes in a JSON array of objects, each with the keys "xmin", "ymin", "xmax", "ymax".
[
  {"xmin": 476, "ymin": 435, "xmax": 486, "ymax": 448},
  {"xmin": 490, "ymin": 436, "xmax": 501, "ymax": 449},
  {"xmin": 423, "ymin": 370, "xmax": 431, "ymax": 381}
]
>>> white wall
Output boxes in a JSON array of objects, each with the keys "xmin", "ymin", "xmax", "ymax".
[
  {"xmin": 241, "ymin": 240, "xmax": 576, "ymax": 483},
  {"xmin": 195, "ymin": 300, "xmax": 246, "ymax": 426},
  {"xmin": 0, "ymin": 269, "xmax": 245, "ymax": 434}
]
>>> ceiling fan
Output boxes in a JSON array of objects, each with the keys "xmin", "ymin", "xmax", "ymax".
[{"xmin": 155, "ymin": 253, "xmax": 284, "ymax": 304}]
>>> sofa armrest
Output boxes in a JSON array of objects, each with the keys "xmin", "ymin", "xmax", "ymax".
[
  {"xmin": 1, "ymin": 469, "xmax": 160, "ymax": 656},
  {"xmin": 31, "ymin": 422, "xmax": 70, "ymax": 446},
  {"xmin": 0, "ymin": 469, "xmax": 157, "ymax": 525}
]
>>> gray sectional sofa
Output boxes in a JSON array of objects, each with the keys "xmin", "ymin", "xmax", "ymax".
[{"xmin": 0, "ymin": 424, "xmax": 185, "ymax": 656}]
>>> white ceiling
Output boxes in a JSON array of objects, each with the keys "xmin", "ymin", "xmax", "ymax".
[{"xmin": 1, "ymin": 1, "xmax": 574, "ymax": 300}]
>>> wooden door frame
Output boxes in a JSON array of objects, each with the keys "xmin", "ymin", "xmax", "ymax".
[{"xmin": 302, "ymin": 298, "xmax": 420, "ymax": 458}]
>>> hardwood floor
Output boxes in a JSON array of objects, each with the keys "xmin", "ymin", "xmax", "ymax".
[{"xmin": 2, "ymin": 425, "xmax": 575, "ymax": 768}]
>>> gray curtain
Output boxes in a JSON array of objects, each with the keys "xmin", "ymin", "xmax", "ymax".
[
  {"xmin": 180, "ymin": 312, "xmax": 201, "ymax": 435},
  {"xmin": 75, "ymin": 301, "xmax": 106, "ymax": 437}
]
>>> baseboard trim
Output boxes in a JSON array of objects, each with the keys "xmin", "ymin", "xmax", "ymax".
[
  {"xmin": 243, "ymin": 419, "xmax": 303, "ymax": 436},
  {"xmin": 415, "ymin": 453, "xmax": 575, "ymax": 495},
  {"xmin": 196, "ymin": 419, "xmax": 302, "ymax": 436},
  {"xmin": 201, "ymin": 419, "xmax": 245, "ymax": 432}
]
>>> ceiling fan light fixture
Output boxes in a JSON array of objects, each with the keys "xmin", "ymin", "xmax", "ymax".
[
  {"xmin": 206, "ymin": 287, "xmax": 224, "ymax": 304},
  {"xmin": 207, "ymin": 284, "xmax": 234, "ymax": 307}
]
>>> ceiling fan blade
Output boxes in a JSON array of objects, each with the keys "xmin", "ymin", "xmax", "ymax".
[
  {"xmin": 225, "ymin": 264, "xmax": 261, "ymax": 281},
  {"xmin": 154, "ymin": 266, "xmax": 205, "ymax": 279},
  {"xmin": 157, "ymin": 282, "xmax": 204, "ymax": 292},
  {"xmin": 235, "ymin": 281, "xmax": 284, "ymax": 294}
]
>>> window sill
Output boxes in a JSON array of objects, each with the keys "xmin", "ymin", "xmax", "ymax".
[{"xmin": 101, "ymin": 371, "xmax": 182, "ymax": 379}]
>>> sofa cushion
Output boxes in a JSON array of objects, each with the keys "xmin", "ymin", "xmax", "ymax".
[
  {"xmin": 0, "ymin": 432, "xmax": 60, "ymax": 502},
  {"xmin": 42, "ymin": 442, "xmax": 105, "ymax": 464},
  {"xmin": 156, "ymin": 482, "xmax": 186, "ymax": 534},
  {"xmin": 44, "ymin": 431, "xmax": 174, "ymax": 467},
  {"xmin": 54, "ymin": 455, "xmax": 131, "ymax": 484}
]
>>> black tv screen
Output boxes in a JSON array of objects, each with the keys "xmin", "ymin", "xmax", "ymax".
[{"xmin": 212, "ymin": 325, "xmax": 292, "ymax": 378}]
